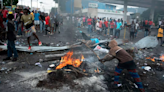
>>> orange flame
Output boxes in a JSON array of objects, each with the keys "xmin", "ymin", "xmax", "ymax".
[
  {"xmin": 146, "ymin": 57, "xmax": 155, "ymax": 62},
  {"xmin": 95, "ymin": 68, "xmax": 100, "ymax": 73},
  {"xmin": 56, "ymin": 51, "xmax": 84, "ymax": 70},
  {"xmin": 160, "ymin": 55, "xmax": 164, "ymax": 62}
]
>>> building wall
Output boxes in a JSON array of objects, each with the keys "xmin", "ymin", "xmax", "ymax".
[
  {"xmin": 65, "ymin": 0, "xmax": 116, "ymax": 14},
  {"xmin": 81, "ymin": 0, "xmax": 116, "ymax": 10}
]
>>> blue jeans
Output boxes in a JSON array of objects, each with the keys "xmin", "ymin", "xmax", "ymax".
[
  {"xmin": 115, "ymin": 29, "xmax": 120, "ymax": 38},
  {"xmin": 40, "ymin": 21, "xmax": 42, "ymax": 32},
  {"xmin": 14, "ymin": 21, "xmax": 18, "ymax": 31},
  {"xmin": 105, "ymin": 27, "xmax": 108, "ymax": 35},
  {"xmin": 7, "ymin": 40, "xmax": 18, "ymax": 58},
  {"xmin": 88, "ymin": 25, "xmax": 92, "ymax": 33},
  {"xmin": 144, "ymin": 31, "xmax": 149, "ymax": 37},
  {"xmin": 135, "ymin": 30, "xmax": 138, "ymax": 37},
  {"xmin": 17, "ymin": 24, "xmax": 22, "ymax": 35}
]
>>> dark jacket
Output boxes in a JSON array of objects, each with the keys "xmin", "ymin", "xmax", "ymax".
[{"xmin": 7, "ymin": 21, "xmax": 16, "ymax": 41}]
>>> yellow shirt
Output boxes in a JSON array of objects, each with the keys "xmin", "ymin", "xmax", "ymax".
[
  {"xmin": 157, "ymin": 28, "xmax": 163, "ymax": 37},
  {"xmin": 30, "ymin": 12, "xmax": 34, "ymax": 19}
]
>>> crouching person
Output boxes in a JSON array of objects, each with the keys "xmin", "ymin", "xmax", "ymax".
[
  {"xmin": 99, "ymin": 40, "xmax": 145, "ymax": 92},
  {"xmin": 3, "ymin": 14, "xmax": 18, "ymax": 61}
]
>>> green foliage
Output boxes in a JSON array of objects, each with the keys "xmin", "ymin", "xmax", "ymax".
[
  {"xmin": 3, "ymin": 0, "xmax": 18, "ymax": 6},
  {"xmin": 140, "ymin": 8, "xmax": 164, "ymax": 25}
]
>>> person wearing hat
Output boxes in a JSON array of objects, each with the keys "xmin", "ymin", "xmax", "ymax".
[{"xmin": 99, "ymin": 40, "xmax": 145, "ymax": 92}]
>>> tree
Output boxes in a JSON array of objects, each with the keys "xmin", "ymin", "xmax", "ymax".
[{"xmin": 3, "ymin": 0, "xmax": 18, "ymax": 6}]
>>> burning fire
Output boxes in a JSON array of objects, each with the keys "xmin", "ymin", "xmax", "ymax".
[
  {"xmin": 56, "ymin": 51, "xmax": 84, "ymax": 70},
  {"xmin": 95, "ymin": 68, "xmax": 100, "ymax": 73},
  {"xmin": 160, "ymin": 55, "xmax": 164, "ymax": 62},
  {"xmin": 146, "ymin": 55, "xmax": 164, "ymax": 62},
  {"xmin": 146, "ymin": 57, "xmax": 155, "ymax": 62}
]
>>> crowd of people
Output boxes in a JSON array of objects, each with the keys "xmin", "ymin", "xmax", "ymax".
[
  {"xmin": 74, "ymin": 16, "xmax": 158, "ymax": 40},
  {"xmin": 0, "ymin": 7, "xmax": 64, "ymax": 61}
]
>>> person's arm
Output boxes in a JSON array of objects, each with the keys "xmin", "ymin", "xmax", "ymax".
[{"xmin": 99, "ymin": 54, "xmax": 115, "ymax": 63}]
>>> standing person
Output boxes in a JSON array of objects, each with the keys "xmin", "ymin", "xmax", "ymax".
[
  {"xmin": 99, "ymin": 19, "xmax": 103, "ymax": 34},
  {"xmin": 149, "ymin": 19, "xmax": 153, "ymax": 35},
  {"xmin": 115, "ymin": 19, "xmax": 122, "ymax": 38},
  {"xmin": 96, "ymin": 20, "xmax": 100, "ymax": 34},
  {"xmin": 135, "ymin": 22, "xmax": 139, "ymax": 37},
  {"xmin": 144, "ymin": 23, "xmax": 149, "ymax": 37},
  {"xmin": 45, "ymin": 13, "xmax": 50, "ymax": 35},
  {"xmin": 54, "ymin": 15, "xmax": 60, "ymax": 34},
  {"xmin": 16, "ymin": 9, "xmax": 23, "ymax": 36},
  {"xmin": 129, "ymin": 21, "xmax": 135, "ymax": 40},
  {"xmin": 92, "ymin": 16, "xmax": 97, "ymax": 31},
  {"xmin": 3, "ymin": 14, "xmax": 18, "ymax": 61},
  {"xmin": 34, "ymin": 10, "xmax": 40, "ymax": 30},
  {"xmin": 83, "ymin": 16, "xmax": 85, "ymax": 27},
  {"xmin": 110, "ymin": 20, "xmax": 115, "ymax": 36},
  {"xmin": 159, "ymin": 20, "xmax": 162, "ymax": 28},
  {"xmin": 104, "ymin": 19, "xmax": 108, "ymax": 36},
  {"xmin": 87, "ymin": 17, "xmax": 92, "ymax": 33},
  {"xmin": 99, "ymin": 40, "xmax": 145, "ymax": 92},
  {"xmin": 2, "ymin": 6, "xmax": 8, "ymax": 22},
  {"xmin": 157, "ymin": 25, "xmax": 163, "ymax": 46},
  {"xmin": 21, "ymin": 9, "xmax": 42, "ymax": 50},
  {"xmin": 50, "ymin": 13, "xmax": 55, "ymax": 34},
  {"xmin": 39, "ymin": 12, "xmax": 45, "ymax": 33}
]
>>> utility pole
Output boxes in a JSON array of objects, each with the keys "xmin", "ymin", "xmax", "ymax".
[
  {"xmin": 11, "ymin": 0, "xmax": 13, "ymax": 10},
  {"xmin": 1, "ymin": 0, "xmax": 3, "ymax": 9},
  {"xmin": 37, "ymin": 0, "xmax": 38, "ymax": 9},
  {"xmin": 31, "ymin": 0, "xmax": 32, "ymax": 8}
]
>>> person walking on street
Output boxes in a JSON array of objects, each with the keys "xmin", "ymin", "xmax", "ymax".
[
  {"xmin": 3, "ymin": 14, "xmax": 18, "ymax": 61},
  {"xmin": 148, "ymin": 19, "xmax": 153, "ymax": 35},
  {"xmin": 159, "ymin": 20, "xmax": 162, "ymax": 28},
  {"xmin": 115, "ymin": 19, "xmax": 122, "ymax": 38},
  {"xmin": 87, "ymin": 17, "xmax": 92, "ymax": 33},
  {"xmin": 99, "ymin": 40, "xmax": 145, "ymax": 92},
  {"xmin": 96, "ymin": 20, "xmax": 100, "ymax": 34},
  {"xmin": 104, "ymin": 19, "xmax": 108, "ymax": 36},
  {"xmin": 21, "ymin": 9, "xmax": 42, "ymax": 50},
  {"xmin": 92, "ymin": 16, "xmax": 97, "ymax": 31}
]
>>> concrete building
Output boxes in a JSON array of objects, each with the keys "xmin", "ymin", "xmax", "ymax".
[{"xmin": 63, "ymin": 0, "xmax": 133, "ymax": 20}]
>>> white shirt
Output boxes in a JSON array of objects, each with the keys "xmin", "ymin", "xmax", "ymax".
[
  {"xmin": 159, "ymin": 21, "xmax": 162, "ymax": 25},
  {"xmin": 135, "ymin": 23, "xmax": 139, "ymax": 30},
  {"xmin": 96, "ymin": 22, "xmax": 100, "ymax": 30}
]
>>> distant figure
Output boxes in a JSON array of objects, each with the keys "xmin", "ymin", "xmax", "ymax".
[
  {"xmin": 83, "ymin": 16, "xmax": 85, "ymax": 27},
  {"xmin": 135, "ymin": 22, "xmax": 139, "ymax": 37},
  {"xmin": 87, "ymin": 17, "xmax": 92, "ymax": 33},
  {"xmin": 115, "ymin": 19, "xmax": 122, "ymax": 38},
  {"xmin": 96, "ymin": 20, "xmax": 100, "ymax": 34},
  {"xmin": 34, "ymin": 10, "xmax": 40, "ymax": 30},
  {"xmin": 159, "ymin": 20, "xmax": 162, "ymax": 28},
  {"xmin": 129, "ymin": 21, "xmax": 135, "ymax": 40},
  {"xmin": 1, "ymin": 6, "xmax": 8, "ymax": 22},
  {"xmin": 144, "ymin": 22, "xmax": 149, "ymax": 37},
  {"xmin": 157, "ymin": 25, "xmax": 163, "ymax": 46},
  {"xmin": 104, "ymin": 19, "xmax": 108, "ymax": 36},
  {"xmin": 110, "ymin": 20, "xmax": 115, "ymax": 36}
]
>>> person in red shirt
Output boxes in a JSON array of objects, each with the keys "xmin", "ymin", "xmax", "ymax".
[
  {"xmin": 110, "ymin": 20, "xmax": 115, "ymax": 35},
  {"xmin": 2, "ymin": 6, "xmax": 8, "ymax": 22},
  {"xmin": 45, "ymin": 14, "xmax": 50, "ymax": 35},
  {"xmin": 87, "ymin": 17, "xmax": 92, "ymax": 33},
  {"xmin": 104, "ymin": 19, "xmax": 108, "ymax": 35}
]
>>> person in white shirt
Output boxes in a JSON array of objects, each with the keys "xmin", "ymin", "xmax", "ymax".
[
  {"xmin": 135, "ymin": 22, "xmax": 139, "ymax": 37},
  {"xmin": 159, "ymin": 20, "xmax": 162, "ymax": 28},
  {"xmin": 96, "ymin": 20, "xmax": 100, "ymax": 34}
]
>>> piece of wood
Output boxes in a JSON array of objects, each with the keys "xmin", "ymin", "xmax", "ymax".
[
  {"xmin": 83, "ymin": 42, "xmax": 100, "ymax": 60},
  {"xmin": 70, "ymin": 67, "xmax": 88, "ymax": 76}
]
